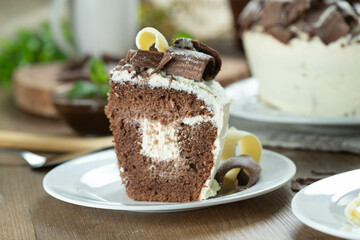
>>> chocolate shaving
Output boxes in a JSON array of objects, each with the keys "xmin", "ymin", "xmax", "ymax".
[
  {"xmin": 215, "ymin": 155, "xmax": 262, "ymax": 190},
  {"xmin": 291, "ymin": 180, "xmax": 301, "ymax": 192},
  {"xmin": 173, "ymin": 38, "xmax": 221, "ymax": 80},
  {"xmin": 128, "ymin": 49, "xmax": 164, "ymax": 69},
  {"xmin": 151, "ymin": 53, "xmax": 173, "ymax": 74},
  {"xmin": 311, "ymin": 170, "xmax": 337, "ymax": 175},
  {"xmin": 296, "ymin": 177, "xmax": 323, "ymax": 185}
]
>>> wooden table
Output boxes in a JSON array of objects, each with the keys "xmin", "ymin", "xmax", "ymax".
[{"xmin": 1, "ymin": 89, "xmax": 360, "ymax": 240}]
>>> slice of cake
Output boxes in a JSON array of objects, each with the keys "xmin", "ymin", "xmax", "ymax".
[
  {"xmin": 105, "ymin": 28, "xmax": 231, "ymax": 202},
  {"xmin": 239, "ymin": 0, "xmax": 360, "ymax": 116}
]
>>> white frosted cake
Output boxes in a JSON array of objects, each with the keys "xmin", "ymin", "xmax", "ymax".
[{"xmin": 239, "ymin": 0, "xmax": 360, "ymax": 116}]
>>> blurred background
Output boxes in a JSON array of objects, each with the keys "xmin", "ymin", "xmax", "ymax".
[{"xmin": 0, "ymin": 0, "xmax": 250, "ymax": 137}]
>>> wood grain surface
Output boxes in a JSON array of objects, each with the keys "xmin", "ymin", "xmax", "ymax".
[{"xmin": 1, "ymin": 89, "xmax": 359, "ymax": 240}]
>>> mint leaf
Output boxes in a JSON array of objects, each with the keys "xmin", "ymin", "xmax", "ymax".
[
  {"xmin": 67, "ymin": 81, "xmax": 98, "ymax": 99},
  {"xmin": 99, "ymin": 84, "xmax": 109, "ymax": 98},
  {"xmin": 172, "ymin": 31, "xmax": 194, "ymax": 41},
  {"xmin": 88, "ymin": 58, "xmax": 108, "ymax": 84}
]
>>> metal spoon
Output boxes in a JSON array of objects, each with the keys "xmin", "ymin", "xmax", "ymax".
[
  {"xmin": 0, "ymin": 149, "xmax": 46, "ymax": 168},
  {"xmin": 0, "ymin": 148, "xmax": 113, "ymax": 168}
]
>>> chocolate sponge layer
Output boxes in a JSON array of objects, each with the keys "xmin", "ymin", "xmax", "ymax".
[{"xmin": 105, "ymin": 81, "xmax": 217, "ymax": 202}]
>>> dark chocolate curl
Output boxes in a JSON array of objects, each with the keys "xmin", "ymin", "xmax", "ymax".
[
  {"xmin": 215, "ymin": 155, "xmax": 262, "ymax": 190},
  {"xmin": 128, "ymin": 49, "xmax": 164, "ymax": 69},
  {"xmin": 163, "ymin": 47, "xmax": 215, "ymax": 82},
  {"xmin": 173, "ymin": 38, "xmax": 221, "ymax": 80}
]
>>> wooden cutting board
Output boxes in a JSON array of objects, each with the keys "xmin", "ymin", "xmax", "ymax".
[{"xmin": 13, "ymin": 57, "xmax": 249, "ymax": 118}]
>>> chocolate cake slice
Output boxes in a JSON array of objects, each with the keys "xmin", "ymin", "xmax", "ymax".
[{"xmin": 105, "ymin": 37, "xmax": 231, "ymax": 202}]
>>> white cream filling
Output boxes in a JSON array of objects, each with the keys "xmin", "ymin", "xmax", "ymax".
[
  {"xmin": 111, "ymin": 68, "xmax": 231, "ymax": 200},
  {"xmin": 140, "ymin": 118, "xmax": 180, "ymax": 161}
]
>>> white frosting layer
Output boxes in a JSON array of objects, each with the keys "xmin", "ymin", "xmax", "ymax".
[
  {"xmin": 111, "ymin": 68, "xmax": 231, "ymax": 200},
  {"xmin": 243, "ymin": 31, "xmax": 360, "ymax": 116}
]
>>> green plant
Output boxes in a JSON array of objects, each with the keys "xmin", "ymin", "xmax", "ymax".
[
  {"xmin": 67, "ymin": 58, "xmax": 109, "ymax": 99},
  {"xmin": 0, "ymin": 22, "xmax": 68, "ymax": 88},
  {"xmin": 172, "ymin": 31, "xmax": 194, "ymax": 42}
]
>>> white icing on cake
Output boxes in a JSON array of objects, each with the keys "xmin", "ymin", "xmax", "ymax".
[
  {"xmin": 111, "ymin": 68, "xmax": 231, "ymax": 200},
  {"xmin": 243, "ymin": 30, "xmax": 360, "ymax": 116}
]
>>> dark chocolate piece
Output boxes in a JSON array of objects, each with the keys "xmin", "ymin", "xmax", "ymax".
[
  {"xmin": 336, "ymin": 1, "xmax": 358, "ymax": 25},
  {"xmin": 151, "ymin": 53, "xmax": 173, "ymax": 74},
  {"xmin": 311, "ymin": 170, "xmax": 337, "ymax": 175},
  {"xmin": 285, "ymin": 0, "xmax": 309, "ymax": 25},
  {"xmin": 317, "ymin": 8, "xmax": 350, "ymax": 44},
  {"xmin": 163, "ymin": 47, "xmax": 215, "ymax": 82},
  {"xmin": 215, "ymin": 155, "xmax": 262, "ymax": 190},
  {"xmin": 239, "ymin": 0, "xmax": 263, "ymax": 32},
  {"xmin": 173, "ymin": 38, "xmax": 222, "ymax": 80},
  {"xmin": 258, "ymin": 1, "xmax": 287, "ymax": 29},
  {"xmin": 129, "ymin": 49, "xmax": 164, "ymax": 69},
  {"xmin": 291, "ymin": 180, "xmax": 301, "ymax": 192},
  {"xmin": 296, "ymin": 177, "xmax": 323, "ymax": 185},
  {"xmin": 239, "ymin": 0, "xmax": 360, "ymax": 45},
  {"xmin": 268, "ymin": 26, "xmax": 295, "ymax": 44},
  {"xmin": 119, "ymin": 41, "xmax": 220, "ymax": 82}
]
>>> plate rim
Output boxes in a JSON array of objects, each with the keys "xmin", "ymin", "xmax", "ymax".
[
  {"xmin": 225, "ymin": 78, "xmax": 360, "ymax": 126},
  {"xmin": 43, "ymin": 149, "xmax": 296, "ymax": 212},
  {"xmin": 291, "ymin": 169, "xmax": 360, "ymax": 239}
]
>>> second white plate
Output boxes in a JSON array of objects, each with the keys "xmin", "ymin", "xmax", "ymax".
[
  {"xmin": 43, "ymin": 149, "xmax": 296, "ymax": 213},
  {"xmin": 225, "ymin": 78, "xmax": 360, "ymax": 126},
  {"xmin": 292, "ymin": 169, "xmax": 360, "ymax": 239}
]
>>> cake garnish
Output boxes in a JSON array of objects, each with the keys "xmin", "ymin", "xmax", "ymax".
[
  {"xmin": 345, "ymin": 193, "xmax": 360, "ymax": 226},
  {"xmin": 118, "ymin": 27, "xmax": 221, "ymax": 82},
  {"xmin": 136, "ymin": 27, "xmax": 169, "ymax": 53},
  {"xmin": 239, "ymin": 0, "xmax": 360, "ymax": 44},
  {"xmin": 215, "ymin": 155, "xmax": 261, "ymax": 190},
  {"xmin": 220, "ymin": 127, "xmax": 262, "ymax": 185}
]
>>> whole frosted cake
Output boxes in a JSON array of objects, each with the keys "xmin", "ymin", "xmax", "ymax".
[
  {"xmin": 105, "ymin": 28, "xmax": 231, "ymax": 202},
  {"xmin": 239, "ymin": 0, "xmax": 360, "ymax": 116}
]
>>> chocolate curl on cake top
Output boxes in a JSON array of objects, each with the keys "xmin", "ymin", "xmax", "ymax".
[
  {"xmin": 119, "ymin": 38, "xmax": 222, "ymax": 82},
  {"xmin": 239, "ymin": 0, "xmax": 360, "ymax": 44}
]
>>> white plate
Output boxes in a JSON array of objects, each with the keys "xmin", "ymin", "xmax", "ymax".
[
  {"xmin": 292, "ymin": 169, "xmax": 360, "ymax": 239},
  {"xmin": 43, "ymin": 149, "xmax": 296, "ymax": 213},
  {"xmin": 225, "ymin": 78, "xmax": 360, "ymax": 126}
]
